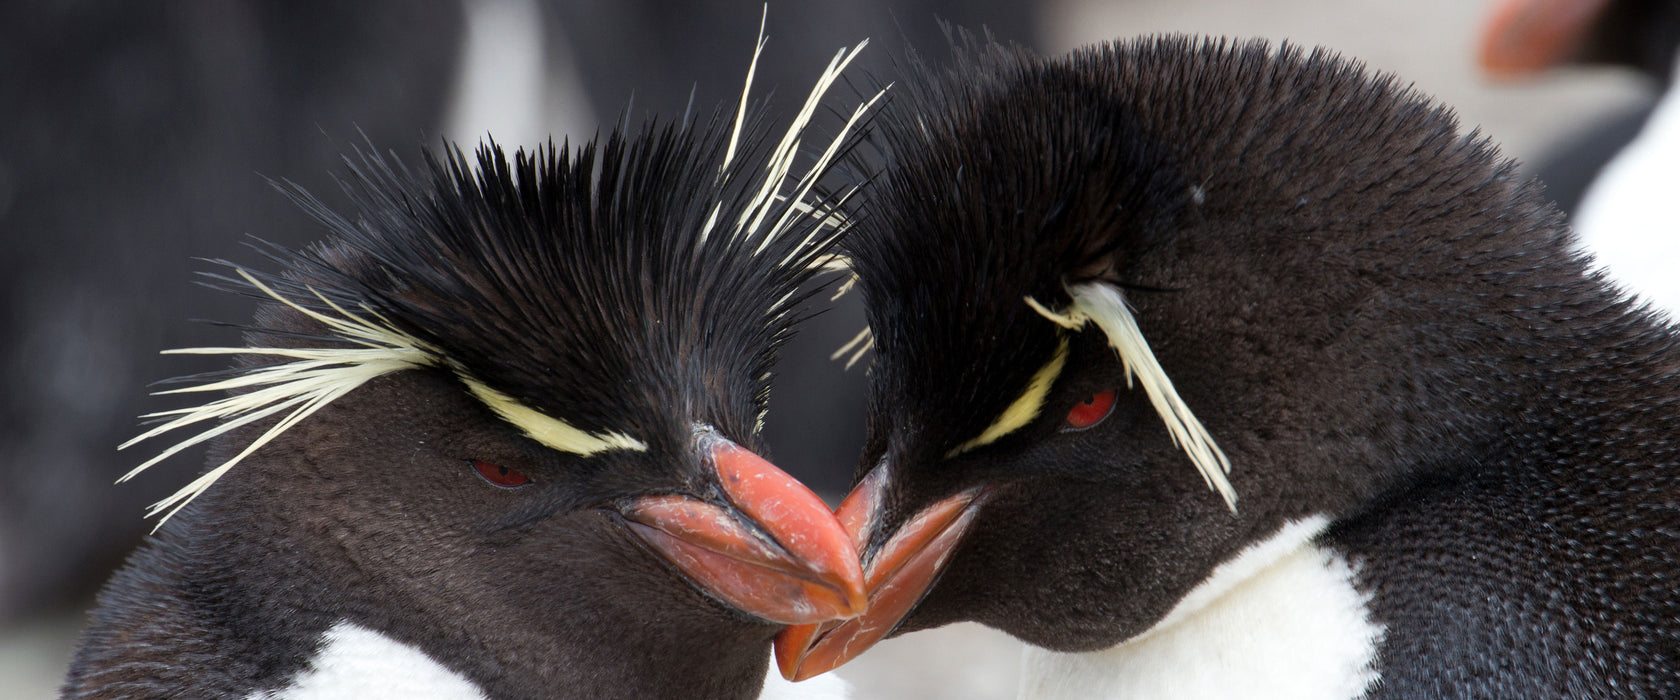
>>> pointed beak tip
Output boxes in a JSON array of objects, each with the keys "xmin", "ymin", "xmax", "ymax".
[
  {"xmin": 773, "ymin": 619, "xmax": 855, "ymax": 682},
  {"xmin": 623, "ymin": 436, "xmax": 868, "ymax": 627},
  {"xmin": 770, "ymin": 483, "xmax": 992, "ymax": 678},
  {"xmin": 624, "ymin": 499, "xmax": 864, "ymax": 626},
  {"xmin": 772, "ymin": 625, "xmax": 810, "ymax": 680},
  {"xmin": 792, "ymin": 567, "xmax": 868, "ymax": 623}
]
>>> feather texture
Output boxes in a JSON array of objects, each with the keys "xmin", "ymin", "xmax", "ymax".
[
  {"xmin": 1027, "ymin": 283, "xmax": 1236, "ymax": 509},
  {"xmin": 121, "ymin": 24, "xmax": 882, "ymax": 524}
]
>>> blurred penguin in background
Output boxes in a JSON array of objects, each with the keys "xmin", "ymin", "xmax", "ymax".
[{"xmin": 1481, "ymin": 0, "xmax": 1680, "ymax": 312}]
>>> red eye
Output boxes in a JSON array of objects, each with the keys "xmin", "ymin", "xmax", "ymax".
[
  {"xmin": 1066, "ymin": 390, "xmax": 1117, "ymax": 430},
  {"xmin": 473, "ymin": 460, "xmax": 531, "ymax": 488}
]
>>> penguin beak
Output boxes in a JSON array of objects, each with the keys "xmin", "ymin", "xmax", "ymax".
[
  {"xmin": 623, "ymin": 433, "xmax": 867, "ymax": 626},
  {"xmin": 1479, "ymin": 0, "xmax": 1614, "ymax": 78},
  {"xmin": 773, "ymin": 463, "xmax": 987, "ymax": 680}
]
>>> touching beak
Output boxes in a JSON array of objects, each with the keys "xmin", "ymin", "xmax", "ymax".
[
  {"xmin": 1479, "ymin": 0, "xmax": 1614, "ymax": 78},
  {"xmin": 623, "ymin": 432, "xmax": 867, "ymax": 626},
  {"xmin": 773, "ymin": 463, "xmax": 987, "ymax": 681}
]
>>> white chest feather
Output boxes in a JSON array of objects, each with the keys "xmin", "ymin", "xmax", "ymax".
[
  {"xmin": 254, "ymin": 620, "xmax": 847, "ymax": 700},
  {"xmin": 250, "ymin": 621, "xmax": 487, "ymax": 700},
  {"xmin": 1018, "ymin": 517, "xmax": 1383, "ymax": 700},
  {"xmin": 760, "ymin": 667, "xmax": 852, "ymax": 700}
]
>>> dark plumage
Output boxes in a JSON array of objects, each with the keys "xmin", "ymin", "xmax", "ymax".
[
  {"xmin": 779, "ymin": 35, "xmax": 1680, "ymax": 697},
  {"xmin": 64, "ymin": 60, "xmax": 871, "ymax": 699}
]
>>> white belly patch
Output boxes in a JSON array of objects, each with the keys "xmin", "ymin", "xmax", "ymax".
[
  {"xmin": 253, "ymin": 620, "xmax": 850, "ymax": 700},
  {"xmin": 1019, "ymin": 516, "xmax": 1383, "ymax": 700},
  {"xmin": 250, "ymin": 621, "xmax": 487, "ymax": 700}
]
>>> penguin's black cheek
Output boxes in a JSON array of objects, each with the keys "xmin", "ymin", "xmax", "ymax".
[
  {"xmin": 1047, "ymin": 395, "xmax": 1170, "ymax": 479},
  {"xmin": 483, "ymin": 509, "xmax": 783, "ymax": 639},
  {"xmin": 897, "ymin": 468, "xmax": 1242, "ymax": 651}
]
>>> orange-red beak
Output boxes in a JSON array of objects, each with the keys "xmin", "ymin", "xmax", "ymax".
[
  {"xmin": 1479, "ymin": 0, "xmax": 1615, "ymax": 79},
  {"xmin": 773, "ymin": 464, "xmax": 987, "ymax": 680},
  {"xmin": 624, "ymin": 434, "xmax": 867, "ymax": 626}
]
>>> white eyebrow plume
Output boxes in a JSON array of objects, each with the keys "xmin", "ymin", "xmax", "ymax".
[
  {"xmin": 119, "ymin": 269, "xmax": 437, "ymax": 526},
  {"xmin": 1027, "ymin": 282, "xmax": 1239, "ymax": 511},
  {"xmin": 122, "ymin": 269, "xmax": 654, "ymax": 528}
]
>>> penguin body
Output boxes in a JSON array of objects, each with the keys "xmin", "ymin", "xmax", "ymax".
[{"xmin": 778, "ymin": 36, "xmax": 1680, "ymax": 698}]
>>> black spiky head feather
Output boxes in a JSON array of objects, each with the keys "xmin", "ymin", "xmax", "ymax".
[
  {"xmin": 276, "ymin": 128, "xmax": 831, "ymax": 453},
  {"xmin": 123, "ymin": 44, "xmax": 884, "ymax": 520}
]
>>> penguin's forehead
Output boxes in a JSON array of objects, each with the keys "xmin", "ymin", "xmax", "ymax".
[
  {"xmin": 302, "ymin": 139, "xmax": 820, "ymax": 444},
  {"xmin": 327, "ymin": 264, "xmax": 780, "ymax": 447},
  {"xmin": 866, "ymin": 282, "xmax": 1073, "ymax": 458},
  {"xmin": 854, "ymin": 120, "xmax": 1172, "ymax": 457}
]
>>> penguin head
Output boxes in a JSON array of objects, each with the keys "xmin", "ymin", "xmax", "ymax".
[
  {"xmin": 118, "ymin": 42, "xmax": 881, "ymax": 695},
  {"xmin": 779, "ymin": 35, "xmax": 1584, "ymax": 678}
]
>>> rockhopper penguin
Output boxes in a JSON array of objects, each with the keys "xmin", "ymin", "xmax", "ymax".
[
  {"xmin": 777, "ymin": 36, "xmax": 1680, "ymax": 698},
  {"xmin": 63, "ymin": 35, "xmax": 880, "ymax": 700}
]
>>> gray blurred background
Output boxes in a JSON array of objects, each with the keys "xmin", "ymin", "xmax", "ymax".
[{"xmin": 0, "ymin": 0, "xmax": 1660, "ymax": 697}]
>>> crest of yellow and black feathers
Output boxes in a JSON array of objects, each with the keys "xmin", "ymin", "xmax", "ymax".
[
  {"xmin": 122, "ymin": 34, "xmax": 879, "ymax": 522},
  {"xmin": 843, "ymin": 33, "xmax": 1188, "ymax": 462},
  {"xmin": 250, "ymin": 117, "xmax": 855, "ymax": 454}
]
